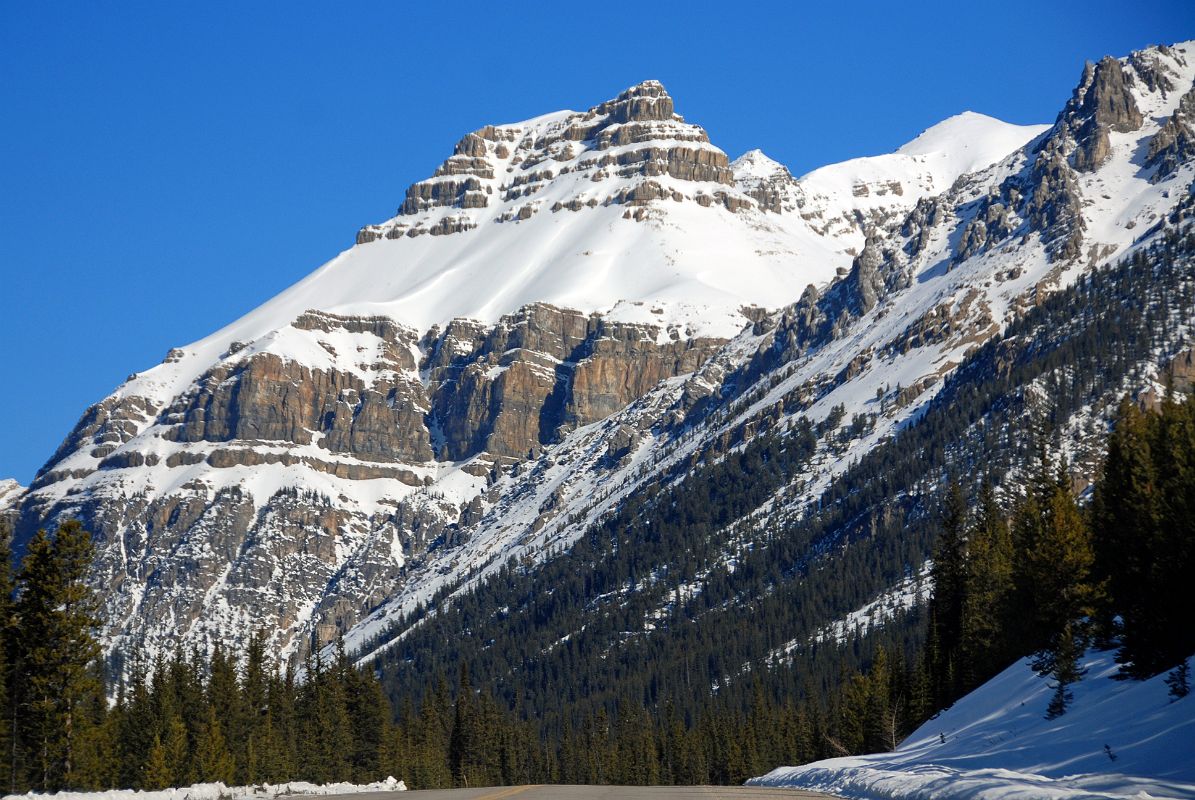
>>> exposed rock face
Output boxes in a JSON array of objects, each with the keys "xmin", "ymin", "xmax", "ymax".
[
  {"xmin": 842, "ymin": 235, "xmax": 911, "ymax": 316},
  {"xmin": 948, "ymin": 62, "xmax": 1112, "ymax": 266},
  {"xmin": 1024, "ymin": 139, "xmax": 1086, "ymax": 261},
  {"xmin": 1067, "ymin": 56, "xmax": 1144, "ymax": 172},
  {"xmin": 1128, "ymin": 46, "xmax": 1181, "ymax": 95},
  {"xmin": 941, "ymin": 52, "xmax": 1150, "ymax": 266},
  {"xmin": 1147, "ymin": 85, "xmax": 1195, "ymax": 182},
  {"xmin": 426, "ymin": 303, "xmax": 724, "ymax": 460},
  {"xmin": 160, "ymin": 314, "xmax": 434, "ymax": 465}
]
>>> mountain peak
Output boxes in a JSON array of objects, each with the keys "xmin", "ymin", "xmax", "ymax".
[
  {"xmin": 731, "ymin": 149, "xmax": 791, "ymax": 181},
  {"xmin": 592, "ymin": 80, "xmax": 675, "ymax": 123},
  {"xmin": 896, "ymin": 111, "xmax": 1047, "ymax": 158}
]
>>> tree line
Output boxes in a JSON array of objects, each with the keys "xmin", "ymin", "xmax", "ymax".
[{"xmin": 2, "ymin": 398, "xmax": 1191, "ymax": 793}]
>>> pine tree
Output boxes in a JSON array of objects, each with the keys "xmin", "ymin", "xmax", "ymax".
[
  {"xmin": 194, "ymin": 705, "xmax": 236, "ymax": 784},
  {"xmin": 960, "ymin": 481, "xmax": 1015, "ymax": 688},
  {"xmin": 1091, "ymin": 399, "xmax": 1158, "ymax": 666},
  {"xmin": 239, "ymin": 632, "xmax": 269, "ymax": 785},
  {"xmin": 862, "ymin": 647, "xmax": 893, "ymax": 753},
  {"xmin": 115, "ymin": 667, "xmax": 155, "ymax": 789},
  {"xmin": 448, "ymin": 664, "xmax": 479, "ymax": 787},
  {"xmin": 162, "ymin": 714, "xmax": 189, "ymax": 787},
  {"xmin": 409, "ymin": 674, "xmax": 452, "ymax": 789},
  {"xmin": 71, "ymin": 677, "xmax": 117, "ymax": 791},
  {"xmin": 928, "ymin": 480, "xmax": 968, "ymax": 705},
  {"xmin": 142, "ymin": 734, "xmax": 172, "ymax": 790},
  {"xmin": 1165, "ymin": 660, "xmax": 1190, "ymax": 700},
  {"xmin": 207, "ymin": 643, "xmax": 244, "ymax": 769},
  {"xmin": 1045, "ymin": 621, "xmax": 1085, "ymax": 719},
  {"xmin": 1014, "ymin": 462, "xmax": 1095, "ymax": 679},
  {"xmin": 1012, "ymin": 461, "xmax": 1096, "ymax": 716},
  {"xmin": 13, "ymin": 521, "xmax": 102, "ymax": 791},
  {"xmin": 299, "ymin": 646, "xmax": 354, "ymax": 784}
]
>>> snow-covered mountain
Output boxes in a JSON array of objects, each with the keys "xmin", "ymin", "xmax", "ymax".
[
  {"xmin": 734, "ymin": 111, "xmax": 1050, "ymax": 250},
  {"xmin": 10, "ymin": 41, "xmax": 1195, "ymax": 674}
]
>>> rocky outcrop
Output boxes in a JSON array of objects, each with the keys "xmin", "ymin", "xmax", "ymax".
[
  {"xmin": 1025, "ymin": 139, "xmax": 1086, "ymax": 261},
  {"xmin": 426, "ymin": 303, "xmax": 725, "ymax": 460},
  {"xmin": 592, "ymin": 80, "xmax": 674, "ymax": 123},
  {"xmin": 35, "ymin": 392, "xmax": 161, "ymax": 487},
  {"xmin": 955, "ymin": 120, "xmax": 1083, "ymax": 265},
  {"xmin": 356, "ymin": 80, "xmax": 752, "ymax": 243},
  {"xmin": 953, "ymin": 54, "xmax": 1144, "ymax": 265},
  {"xmin": 1147, "ymin": 85, "xmax": 1195, "ymax": 182},
  {"xmin": 1127, "ymin": 46, "xmax": 1181, "ymax": 95},
  {"xmin": 163, "ymin": 314, "xmax": 434, "ymax": 464},
  {"xmin": 1065, "ymin": 56, "xmax": 1144, "ymax": 172},
  {"xmin": 955, "ymin": 195, "xmax": 1016, "ymax": 264},
  {"xmin": 841, "ymin": 235, "xmax": 911, "ymax": 316}
]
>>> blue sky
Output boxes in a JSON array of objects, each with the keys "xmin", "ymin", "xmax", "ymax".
[{"xmin": 1, "ymin": 1, "xmax": 1192, "ymax": 483}]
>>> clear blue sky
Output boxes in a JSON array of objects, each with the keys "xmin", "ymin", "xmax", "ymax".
[{"xmin": 1, "ymin": 1, "xmax": 1192, "ymax": 483}]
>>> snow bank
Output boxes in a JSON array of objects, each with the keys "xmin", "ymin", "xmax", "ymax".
[
  {"xmin": 2, "ymin": 776, "xmax": 406, "ymax": 800},
  {"xmin": 749, "ymin": 650, "xmax": 1195, "ymax": 799}
]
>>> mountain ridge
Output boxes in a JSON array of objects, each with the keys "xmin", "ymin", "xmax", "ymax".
[{"xmin": 9, "ymin": 40, "xmax": 1195, "ymax": 676}]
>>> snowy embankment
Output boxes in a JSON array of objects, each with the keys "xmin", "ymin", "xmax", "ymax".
[
  {"xmin": 2, "ymin": 777, "xmax": 406, "ymax": 800},
  {"xmin": 749, "ymin": 650, "xmax": 1195, "ymax": 799}
]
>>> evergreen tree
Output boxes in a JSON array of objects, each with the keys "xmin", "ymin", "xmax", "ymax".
[
  {"xmin": 1165, "ymin": 660, "xmax": 1190, "ymax": 701},
  {"xmin": 862, "ymin": 647, "xmax": 893, "ymax": 753},
  {"xmin": 960, "ymin": 481, "xmax": 1015, "ymax": 688},
  {"xmin": 194, "ymin": 705, "xmax": 236, "ymax": 784},
  {"xmin": 1014, "ymin": 462, "xmax": 1095, "ymax": 680},
  {"xmin": 1093, "ymin": 395, "xmax": 1195, "ymax": 677},
  {"xmin": 928, "ymin": 480, "xmax": 968, "ymax": 705},
  {"xmin": 13, "ymin": 521, "xmax": 102, "ymax": 791},
  {"xmin": 345, "ymin": 660, "xmax": 389, "ymax": 783},
  {"xmin": 207, "ymin": 643, "xmax": 244, "ymax": 768},
  {"xmin": 72, "ymin": 675, "xmax": 117, "ymax": 791},
  {"xmin": 142, "ymin": 734, "xmax": 172, "ymax": 790},
  {"xmin": 1045, "ymin": 621, "xmax": 1085, "ymax": 719},
  {"xmin": 448, "ymin": 664, "xmax": 480, "ymax": 787}
]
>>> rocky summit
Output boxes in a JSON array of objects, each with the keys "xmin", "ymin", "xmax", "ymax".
[{"xmin": 8, "ymin": 43, "xmax": 1195, "ymax": 675}]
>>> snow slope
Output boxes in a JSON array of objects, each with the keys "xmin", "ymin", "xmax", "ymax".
[
  {"xmin": 796, "ymin": 112, "xmax": 1050, "ymax": 232},
  {"xmin": 750, "ymin": 651, "xmax": 1195, "ymax": 799},
  {"xmin": 100, "ymin": 87, "xmax": 1045, "ymax": 417},
  {"xmin": 730, "ymin": 113, "xmax": 1049, "ymax": 260}
]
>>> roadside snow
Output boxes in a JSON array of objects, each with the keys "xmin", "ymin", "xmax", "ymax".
[
  {"xmin": 749, "ymin": 650, "xmax": 1195, "ymax": 799},
  {"xmin": 2, "ymin": 777, "xmax": 407, "ymax": 800}
]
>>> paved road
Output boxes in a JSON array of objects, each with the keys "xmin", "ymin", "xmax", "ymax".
[{"xmin": 317, "ymin": 787, "xmax": 836, "ymax": 799}]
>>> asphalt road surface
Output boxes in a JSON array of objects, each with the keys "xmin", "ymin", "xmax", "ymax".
[{"xmin": 313, "ymin": 787, "xmax": 837, "ymax": 799}]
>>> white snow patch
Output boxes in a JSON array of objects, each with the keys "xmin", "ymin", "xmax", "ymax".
[
  {"xmin": 750, "ymin": 650, "xmax": 1195, "ymax": 799},
  {"xmin": 2, "ymin": 777, "xmax": 407, "ymax": 800}
]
